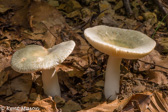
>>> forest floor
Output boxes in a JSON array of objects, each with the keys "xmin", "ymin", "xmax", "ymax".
[{"xmin": 0, "ymin": 0, "xmax": 168, "ymax": 112}]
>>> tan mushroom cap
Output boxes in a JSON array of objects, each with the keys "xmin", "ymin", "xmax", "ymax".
[
  {"xmin": 11, "ymin": 40, "xmax": 76, "ymax": 73},
  {"xmin": 84, "ymin": 25, "xmax": 156, "ymax": 59}
]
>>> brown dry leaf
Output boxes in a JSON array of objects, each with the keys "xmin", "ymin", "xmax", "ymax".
[
  {"xmin": 82, "ymin": 102, "xmax": 101, "ymax": 110},
  {"xmin": 79, "ymin": 92, "xmax": 168, "ymax": 112},
  {"xmin": 150, "ymin": 92, "xmax": 168, "ymax": 112},
  {"xmin": 81, "ymin": 92, "xmax": 102, "ymax": 103},
  {"xmin": 65, "ymin": 56, "xmax": 88, "ymax": 70},
  {"xmin": 79, "ymin": 97, "xmax": 131, "ymax": 112},
  {"xmin": 0, "ymin": 84, "xmax": 12, "ymax": 96},
  {"xmin": 138, "ymin": 50, "xmax": 168, "ymax": 73},
  {"xmin": 11, "ymin": 4, "xmax": 30, "ymax": 28},
  {"xmin": 143, "ymin": 12, "xmax": 157, "ymax": 25},
  {"xmin": 146, "ymin": 70, "xmax": 168, "ymax": 85},
  {"xmin": 0, "ymin": 55, "xmax": 11, "ymax": 72},
  {"xmin": 0, "ymin": 34, "xmax": 18, "ymax": 73},
  {"xmin": 122, "ymin": 92, "xmax": 152, "ymax": 112},
  {"xmin": 62, "ymin": 100, "xmax": 82, "ymax": 112},
  {"xmin": 0, "ymin": 0, "xmax": 28, "ymax": 10},
  {"xmin": 0, "ymin": 68, "xmax": 9, "ymax": 87},
  {"xmin": 10, "ymin": 74, "xmax": 32, "ymax": 94},
  {"xmin": 123, "ymin": 91, "xmax": 168, "ymax": 112},
  {"xmin": 157, "ymin": 37, "xmax": 168, "ymax": 53},
  {"xmin": 29, "ymin": 97, "xmax": 58, "ymax": 112},
  {"xmin": 20, "ymin": 1, "xmax": 66, "ymax": 46},
  {"xmin": 0, "ymin": 4, "xmax": 10, "ymax": 13},
  {"xmin": 29, "ymin": 2, "xmax": 66, "ymax": 25},
  {"xmin": 0, "ymin": 67, "xmax": 20, "ymax": 87},
  {"xmin": 0, "ymin": 73, "xmax": 32, "ymax": 104},
  {"xmin": 53, "ymin": 95, "xmax": 65, "ymax": 106},
  {"xmin": 132, "ymin": 85, "xmax": 146, "ymax": 92},
  {"xmin": 5, "ymin": 92, "xmax": 28, "ymax": 104},
  {"xmin": 57, "ymin": 70, "xmax": 78, "ymax": 96}
]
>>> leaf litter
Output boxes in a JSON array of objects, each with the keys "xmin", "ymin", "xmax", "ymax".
[{"xmin": 0, "ymin": 0, "xmax": 168, "ymax": 112}]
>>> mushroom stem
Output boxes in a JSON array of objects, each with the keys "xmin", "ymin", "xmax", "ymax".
[
  {"xmin": 104, "ymin": 56, "xmax": 122, "ymax": 100},
  {"xmin": 42, "ymin": 68, "xmax": 61, "ymax": 97}
]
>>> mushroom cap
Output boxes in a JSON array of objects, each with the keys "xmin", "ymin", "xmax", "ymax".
[
  {"xmin": 84, "ymin": 25, "xmax": 156, "ymax": 59},
  {"xmin": 11, "ymin": 40, "xmax": 76, "ymax": 73}
]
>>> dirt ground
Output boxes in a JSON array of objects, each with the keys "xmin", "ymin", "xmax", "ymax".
[{"xmin": 0, "ymin": 0, "xmax": 168, "ymax": 112}]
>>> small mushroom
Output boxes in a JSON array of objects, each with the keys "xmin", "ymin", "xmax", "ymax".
[
  {"xmin": 84, "ymin": 25, "xmax": 156, "ymax": 100},
  {"xmin": 11, "ymin": 40, "xmax": 76, "ymax": 97}
]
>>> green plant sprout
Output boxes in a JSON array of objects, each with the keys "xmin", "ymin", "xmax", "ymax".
[{"xmin": 152, "ymin": 14, "xmax": 168, "ymax": 38}]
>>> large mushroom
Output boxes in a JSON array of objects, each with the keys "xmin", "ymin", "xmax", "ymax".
[
  {"xmin": 84, "ymin": 25, "xmax": 156, "ymax": 100},
  {"xmin": 11, "ymin": 40, "xmax": 76, "ymax": 97}
]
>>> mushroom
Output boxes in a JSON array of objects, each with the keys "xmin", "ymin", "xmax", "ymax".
[
  {"xmin": 84, "ymin": 25, "xmax": 156, "ymax": 100},
  {"xmin": 11, "ymin": 40, "xmax": 76, "ymax": 97}
]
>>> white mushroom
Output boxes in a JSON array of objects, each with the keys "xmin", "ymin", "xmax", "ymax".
[
  {"xmin": 11, "ymin": 40, "xmax": 76, "ymax": 97},
  {"xmin": 84, "ymin": 25, "xmax": 156, "ymax": 100}
]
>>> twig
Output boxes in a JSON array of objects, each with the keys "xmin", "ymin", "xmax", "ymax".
[
  {"xmin": 138, "ymin": 59, "xmax": 168, "ymax": 70},
  {"xmin": 122, "ymin": 0, "xmax": 133, "ymax": 16}
]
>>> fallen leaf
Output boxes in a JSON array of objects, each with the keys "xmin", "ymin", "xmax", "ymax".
[
  {"xmin": 79, "ymin": 98, "xmax": 130, "ymax": 112},
  {"xmin": 132, "ymin": 85, "xmax": 146, "ymax": 92},
  {"xmin": 150, "ymin": 92, "xmax": 168, "ymax": 112},
  {"xmin": 5, "ymin": 92, "xmax": 28, "ymax": 104},
  {"xmin": 53, "ymin": 95, "xmax": 65, "ymax": 107},
  {"xmin": 10, "ymin": 74, "xmax": 32, "ymax": 94},
  {"xmin": 138, "ymin": 50, "xmax": 168, "ymax": 73},
  {"xmin": 0, "ymin": 0, "xmax": 28, "ymax": 10},
  {"xmin": 29, "ymin": 93, "xmax": 41, "ymax": 102},
  {"xmin": 122, "ymin": 93, "xmax": 151, "ymax": 112},
  {"xmin": 0, "ymin": 56, "xmax": 11, "ymax": 72},
  {"xmin": 61, "ymin": 100, "xmax": 82, "ymax": 112},
  {"xmin": 79, "ymin": 92, "xmax": 168, "ymax": 112},
  {"xmin": 0, "ymin": 4, "xmax": 10, "ymax": 13},
  {"xmin": 146, "ymin": 70, "xmax": 168, "ymax": 85},
  {"xmin": 157, "ymin": 37, "xmax": 168, "ymax": 53},
  {"xmin": 0, "ymin": 84, "xmax": 12, "ymax": 96},
  {"xmin": 95, "ymin": 80, "xmax": 104, "ymax": 88},
  {"xmin": 30, "ymin": 97, "xmax": 58, "ymax": 112},
  {"xmin": 0, "ymin": 68, "xmax": 9, "ymax": 87},
  {"xmin": 63, "ymin": 0, "xmax": 82, "ymax": 13},
  {"xmin": 81, "ymin": 92, "xmax": 102, "ymax": 103}
]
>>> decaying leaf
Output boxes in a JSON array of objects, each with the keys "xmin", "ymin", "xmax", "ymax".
[
  {"xmin": 0, "ymin": 56, "xmax": 11, "ymax": 72},
  {"xmin": 10, "ymin": 74, "xmax": 32, "ymax": 94},
  {"xmin": 62, "ymin": 100, "xmax": 82, "ymax": 112},
  {"xmin": 157, "ymin": 37, "xmax": 168, "ymax": 53},
  {"xmin": 0, "ymin": 68, "xmax": 9, "ymax": 87},
  {"xmin": 81, "ymin": 92, "xmax": 102, "ymax": 103},
  {"xmin": 79, "ymin": 92, "xmax": 168, "ymax": 112},
  {"xmin": 0, "ymin": 73, "xmax": 32, "ymax": 104},
  {"xmin": 79, "ymin": 98, "xmax": 130, "ymax": 112},
  {"xmin": 5, "ymin": 92, "xmax": 28, "ymax": 104},
  {"xmin": 146, "ymin": 70, "xmax": 168, "ymax": 85},
  {"xmin": 149, "ymin": 92, "xmax": 168, "ymax": 112},
  {"xmin": 29, "ymin": 97, "xmax": 58, "ymax": 112},
  {"xmin": 138, "ymin": 50, "xmax": 168, "ymax": 72},
  {"xmin": 122, "ymin": 92, "xmax": 152, "ymax": 112}
]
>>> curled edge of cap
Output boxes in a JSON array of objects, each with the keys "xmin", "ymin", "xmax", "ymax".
[
  {"xmin": 11, "ymin": 40, "xmax": 76, "ymax": 73},
  {"xmin": 84, "ymin": 25, "xmax": 156, "ymax": 59}
]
